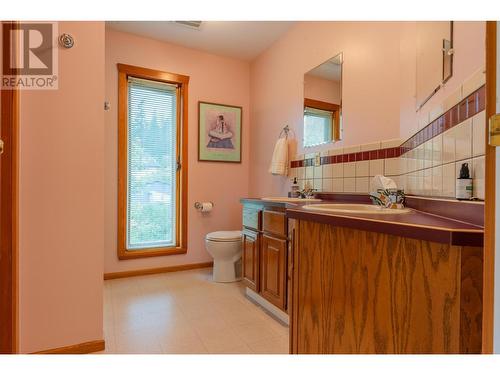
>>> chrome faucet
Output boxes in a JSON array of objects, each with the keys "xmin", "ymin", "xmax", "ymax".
[{"xmin": 298, "ymin": 187, "xmax": 316, "ymax": 199}]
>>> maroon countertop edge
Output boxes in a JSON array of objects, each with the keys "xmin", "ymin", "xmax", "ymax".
[{"xmin": 240, "ymin": 196, "xmax": 484, "ymax": 247}]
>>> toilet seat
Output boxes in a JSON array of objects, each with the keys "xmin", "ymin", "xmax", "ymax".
[{"xmin": 205, "ymin": 230, "xmax": 242, "ymax": 242}]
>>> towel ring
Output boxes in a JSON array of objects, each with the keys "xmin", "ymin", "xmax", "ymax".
[{"xmin": 279, "ymin": 125, "xmax": 292, "ymax": 139}]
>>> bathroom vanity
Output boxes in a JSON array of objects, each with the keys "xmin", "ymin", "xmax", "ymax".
[
  {"xmin": 241, "ymin": 196, "xmax": 484, "ymax": 354},
  {"xmin": 240, "ymin": 199, "xmax": 294, "ymax": 323}
]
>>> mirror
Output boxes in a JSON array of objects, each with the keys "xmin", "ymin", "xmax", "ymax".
[
  {"xmin": 416, "ymin": 21, "xmax": 453, "ymax": 109},
  {"xmin": 303, "ymin": 52, "xmax": 343, "ymax": 148}
]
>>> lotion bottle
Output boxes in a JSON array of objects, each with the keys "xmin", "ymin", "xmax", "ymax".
[{"xmin": 456, "ymin": 163, "xmax": 473, "ymax": 200}]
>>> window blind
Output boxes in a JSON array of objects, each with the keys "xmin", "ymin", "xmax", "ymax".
[{"xmin": 126, "ymin": 77, "xmax": 178, "ymax": 250}]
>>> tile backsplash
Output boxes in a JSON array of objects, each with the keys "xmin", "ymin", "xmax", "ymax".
[{"xmin": 290, "ymin": 70, "xmax": 486, "ymax": 200}]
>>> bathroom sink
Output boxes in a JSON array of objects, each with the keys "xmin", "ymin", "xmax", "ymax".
[
  {"xmin": 261, "ymin": 197, "xmax": 322, "ymax": 203},
  {"xmin": 303, "ymin": 203, "xmax": 412, "ymax": 214}
]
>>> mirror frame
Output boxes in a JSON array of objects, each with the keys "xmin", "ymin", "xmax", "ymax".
[{"xmin": 303, "ymin": 52, "xmax": 343, "ymax": 148}]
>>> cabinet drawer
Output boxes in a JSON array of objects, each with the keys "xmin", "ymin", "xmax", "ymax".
[
  {"xmin": 263, "ymin": 210, "xmax": 286, "ymax": 237},
  {"xmin": 243, "ymin": 207, "xmax": 261, "ymax": 230}
]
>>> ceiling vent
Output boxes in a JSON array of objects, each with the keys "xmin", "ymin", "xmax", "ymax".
[{"xmin": 174, "ymin": 21, "xmax": 203, "ymax": 30}]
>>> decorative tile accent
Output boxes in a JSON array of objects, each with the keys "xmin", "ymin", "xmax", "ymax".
[{"xmin": 290, "ymin": 85, "xmax": 486, "ymax": 199}]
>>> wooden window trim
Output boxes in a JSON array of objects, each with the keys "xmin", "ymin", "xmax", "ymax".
[
  {"xmin": 304, "ymin": 98, "xmax": 341, "ymax": 141},
  {"xmin": 117, "ymin": 63, "xmax": 189, "ymax": 260}
]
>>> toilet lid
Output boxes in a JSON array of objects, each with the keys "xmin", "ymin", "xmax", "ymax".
[{"xmin": 206, "ymin": 230, "xmax": 242, "ymax": 242}]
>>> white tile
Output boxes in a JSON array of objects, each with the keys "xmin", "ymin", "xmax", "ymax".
[
  {"xmin": 305, "ymin": 153, "xmax": 316, "ymax": 159},
  {"xmin": 454, "ymin": 119, "xmax": 473, "ymax": 161},
  {"xmin": 289, "ymin": 168, "xmax": 297, "ymax": 179},
  {"xmin": 462, "ymin": 67, "xmax": 486, "ymax": 98},
  {"xmin": 442, "ymin": 130, "xmax": 455, "ymax": 164},
  {"xmin": 313, "ymin": 178, "xmax": 322, "ymax": 191},
  {"xmin": 423, "ymin": 168, "xmax": 432, "ymax": 195},
  {"xmin": 332, "ymin": 178, "xmax": 344, "ymax": 192},
  {"xmin": 328, "ymin": 148, "xmax": 343, "ymax": 156},
  {"xmin": 369, "ymin": 159, "xmax": 384, "ymax": 177},
  {"xmin": 432, "ymin": 166, "xmax": 443, "ymax": 196},
  {"xmin": 407, "ymin": 150, "xmax": 417, "ymax": 173},
  {"xmin": 381, "ymin": 139, "xmax": 402, "ymax": 148},
  {"xmin": 298, "ymin": 179, "xmax": 305, "ymax": 190},
  {"xmin": 343, "ymin": 162, "xmax": 356, "ymax": 178},
  {"xmin": 305, "ymin": 179, "xmax": 313, "ymax": 190},
  {"xmin": 343, "ymin": 145, "xmax": 361, "ymax": 154},
  {"xmin": 355, "ymin": 160, "xmax": 369, "ymax": 177},
  {"xmin": 472, "ymin": 156, "xmax": 485, "ymax": 200},
  {"xmin": 343, "ymin": 177, "xmax": 356, "ymax": 192},
  {"xmin": 332, "ymin": 163, "xmax": 343, "ymax": 178},
  {"xmin": 424, "ymin": 140, "xmax": 433, "ymax": 169},
  {"xmin": 314, "ymin": 165, "xmax": 323, "ymax": 179},
  {"xmin": 322, "ymin": 178, "xmax": 333, "ymax": 192},
  {"xmin": 415, "ymin": 145, "xmax": 425, "ymax": 170},
  {"xmin": 385, "ymin": 158, "xmax": 403, "ymax": 176},
  {"xmin": 355, "ymin": 177, "xmax": 369, "ymax": 193},
  {"xmin": 442, "ymin": 163, "xmax": 456, "ymax": 198},
  {"xmin": 472, "ymin": 110, "xmax": 486, "ymax": 157},
  {"xmin": 323, "ymin": 164, "xmax": 333, "ymax": 178},
  {"xmin": 305, "ymin": 166, "xmax": 314, "ymax": 179},
  {"xmin": 297, "ymin": 167, "xmax": 305, "ymax": 179},
  {"xmin": 360, "ymin": 142, "xmax": 381, "ymax": 152},
  {"xmin": 432, "ymin": 134, "xmax": 443, "ymax": 167}
]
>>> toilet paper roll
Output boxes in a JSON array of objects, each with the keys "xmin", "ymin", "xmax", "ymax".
[{"xmin": 200, "ymin": 202, "xmax": 213, "ymax": 212}]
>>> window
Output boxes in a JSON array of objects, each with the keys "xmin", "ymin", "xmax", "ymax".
[
  {"xmin": 303, "ymin": 106, "xmax": 333, "ymax": 147},
  {"xmin": 303, "ymin": 98, "xmax": 340, "ymax": 148},
  {"xmin": 118, "ymin": 64, "xmax": 189, "ymax": 259}
]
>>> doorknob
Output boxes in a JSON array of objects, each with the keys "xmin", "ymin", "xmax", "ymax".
[
  {"xmin": 489, "ymin": 114, "xmax": 500, "ymax": 146},
  {"xmin": 0, "ymin": 139, "xmax": 4, "ymax": 155}
]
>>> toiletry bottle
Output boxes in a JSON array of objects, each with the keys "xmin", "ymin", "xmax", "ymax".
[
  {"xmin": 291, "ymin": 177, "xmax": 300, "ymax": 198},
  {"xmin": 456, "ymin": 163, "xmax": 473, "ymax": 200}
]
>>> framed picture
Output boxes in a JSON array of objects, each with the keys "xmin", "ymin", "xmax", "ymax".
[{"xmin": 198, "ymin": 101, "xmax": 242, "ymax": 163}]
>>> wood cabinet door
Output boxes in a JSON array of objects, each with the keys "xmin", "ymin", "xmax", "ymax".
[
  {"xmin": 242, "ymin": 230, "xmax": 259, "ymax": 291},
  {"xmin": 260, "ymin": 234, "xmax": 287, "ymax": 310}
]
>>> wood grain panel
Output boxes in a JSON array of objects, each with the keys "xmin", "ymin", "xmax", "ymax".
[
  {"xmin": 460, "ymin": 246, "xmax": 483, "ymax": 353},
  {"xmin": 263, "ymin": 210, "xmax": 286, "ymax": 237},
  {"xmin": 293, "ymin": 221, "xmax": 480, "ymax": 354},
  {"xmin": 242, "ymin": 229, "xmax": 259, "ymax": 291},
  {"xmin": 33, "ymin": 339, "xmax": 105, "ymax": 354},
  {"xmin": 260, "ymin": 234, "xmax": 286, "ymax": 310}
]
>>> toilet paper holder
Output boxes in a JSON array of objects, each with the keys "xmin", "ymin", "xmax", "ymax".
[{"xmin": 194, "ymin": 201, "xmax": 214, "ymax": 210}]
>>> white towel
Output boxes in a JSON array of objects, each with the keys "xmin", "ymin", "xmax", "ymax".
[{"xmin": 268, "ymin": 138, "xmax": 289, "ymax": 176}]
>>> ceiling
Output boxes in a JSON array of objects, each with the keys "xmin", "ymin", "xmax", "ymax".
[
  {"xmin": 106, "ymin": 21, "xmax": 295, "ymax": 61},
  {"xmin": 306, "ymin": 53, "xmax": 343, "ymax": 82}
]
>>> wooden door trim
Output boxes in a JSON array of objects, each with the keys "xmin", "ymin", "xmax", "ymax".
[
  {"xmin": 0, "ymin": 21, "xmax": 19, "ymax": 354},
  {"xmin": 483, "ymin": 20, "xmax": 497, "ymax": 354}
]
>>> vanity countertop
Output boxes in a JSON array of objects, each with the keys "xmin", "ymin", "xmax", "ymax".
[{"xmin": 240, "ymin": 197, "xmax": 484, "ymax": 247}]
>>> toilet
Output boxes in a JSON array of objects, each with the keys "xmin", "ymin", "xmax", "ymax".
[{"xmin": 205, "ymin": 230, "xmax": 242, "ymax": 282}]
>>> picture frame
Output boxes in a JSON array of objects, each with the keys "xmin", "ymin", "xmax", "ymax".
[{"xmin": 198, "ymin": 101, "xmax": 242, "ymax": 163}]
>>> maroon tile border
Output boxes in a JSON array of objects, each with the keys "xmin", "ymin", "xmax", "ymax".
[{"xmin": 291, "ymin": 85, "xmax": 485, "ymax": 169}]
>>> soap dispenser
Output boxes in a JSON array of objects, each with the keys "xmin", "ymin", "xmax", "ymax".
[
  {"xmin": 456, "ymin": 163, "xmax": 473, "ymax": 200},
  {"xmin": 290, "ymin": 177, "xmax": 300, "ymax": 198}
]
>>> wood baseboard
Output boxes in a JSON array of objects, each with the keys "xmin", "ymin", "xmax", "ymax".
[
  {"xmin": 33, "ymin": 339, "xmax": 105, "ymax": 354},
  {"xmin": 103, "ymin": 261, "xmax": 213, "ymax": 280}
]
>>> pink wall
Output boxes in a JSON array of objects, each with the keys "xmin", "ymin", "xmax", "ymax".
[
  {"xmin": 304, "ymin": 74, "xmax": 341, "ymax": 105},
  {"xmin": 400, "ymin": 21, "xmax": 486, "ymax": 140},
  {"xmin": 18, "ymin": 22, "xmax": 105, "ymax": 353},
  {"xmin": 104, "ymin": 29, "xmax": 250, "ymax": 273},
  {"xmin": 249, "ymin": 22, "xmax": 401, "ymax": 196}
]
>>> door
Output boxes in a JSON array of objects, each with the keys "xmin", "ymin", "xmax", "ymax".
[
  {"xmin": 260, "ymin": 234, "xmax": 286, "ymax": 310},
  {"xmin": 242, "ymin": 229, "xmax": 259, "ymax": 291},
  {"xmin": 0, "ymin": 21, "xmax": 18, "ymax": 354}
]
